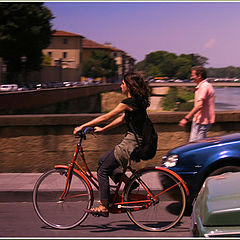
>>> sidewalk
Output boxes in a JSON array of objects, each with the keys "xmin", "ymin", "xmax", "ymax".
[
  {"xmin": 0, "ymin": 172, "xmax": 136, "ymax": 202},
  {"xmin": 0, "ymin": 172, "xmax": 102, "ymax": 202},
  {"xmin": 0, "ymin": 173, "xmax": 42, "ymax": 202},
  {"xmin": 0, "ymin": 171, "xmax": 159, "ymax": 202}
]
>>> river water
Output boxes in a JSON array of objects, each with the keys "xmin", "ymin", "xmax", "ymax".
[{"xmin": 215, "ymin": 87, "xmax": 240, "ymax": 111}]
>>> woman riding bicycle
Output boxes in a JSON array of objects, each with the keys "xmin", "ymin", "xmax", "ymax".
[{"xmin": 73, "ymin": 72, "xmax": 150, "ymax": 217}]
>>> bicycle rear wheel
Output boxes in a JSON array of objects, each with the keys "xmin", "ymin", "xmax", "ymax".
[
  {"xmin": 33, "ymin": 168, "xmax": 93, "ymax": 229},
  {"xmin": 125, "ymin": 168, "xmax": 186, "ymax": 232}
]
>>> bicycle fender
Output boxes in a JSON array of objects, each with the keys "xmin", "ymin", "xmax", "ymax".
[
  {"xmin": 132, "ymin": 166, "xmax": 189, "ymax": 196},
  {"xmin": 54, "ymin": 165, "xmax": 94, "ymax": 200}
]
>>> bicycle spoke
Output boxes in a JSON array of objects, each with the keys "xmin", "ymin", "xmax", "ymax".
[
  {"xmin": 125, "ymin": 168, "xmax": 186, "ymax": 232},
  {"xmin": 33, "ymin": 168, "xmax": 93, "ymax": 229}
]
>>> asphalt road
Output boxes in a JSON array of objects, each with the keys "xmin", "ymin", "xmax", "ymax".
[{"xmin": 0, "ymin": 201, "xmax": 191, "ymax": 238}]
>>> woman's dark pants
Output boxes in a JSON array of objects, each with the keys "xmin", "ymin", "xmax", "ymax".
[{"xmin": 97, "ymin": 148, "xmax": 122, "ymax": 202}]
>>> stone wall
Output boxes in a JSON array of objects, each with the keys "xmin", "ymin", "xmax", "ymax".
[
  {"xmin": 0, "ymin": 84, "xmax": 120, "ymax": 114},
  {"xmin": 0, "ymin": 111, "xmax": 240, "ymax": 173}
]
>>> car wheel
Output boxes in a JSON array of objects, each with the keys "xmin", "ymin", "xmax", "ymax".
[{"xmin": 209, "ymin": 165, "xmax": 240, "ymax": 177}]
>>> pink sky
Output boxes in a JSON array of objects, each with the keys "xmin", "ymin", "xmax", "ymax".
[{"xmin": 45, "ymin": 2, "xmax": 240, "ymax": 68}]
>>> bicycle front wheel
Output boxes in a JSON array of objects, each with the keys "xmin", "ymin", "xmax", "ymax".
[
  {"xmin": 33, "ymin": 168, "xmax": 93, "ymax": 229},
  {"xmin": 125, "ymin": 168, "xmax": 186, "ymax": 232}
]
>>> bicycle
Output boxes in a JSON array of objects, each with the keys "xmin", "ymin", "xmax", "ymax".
[{"xmin": 33, "ymin": 127, "xmax": 189, "ymax": 232}]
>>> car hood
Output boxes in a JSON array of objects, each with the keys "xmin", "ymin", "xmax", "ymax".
[
  {"xmin": 196, "ymin": 172, "xmax": 240, "ymax": 226},
  {"xmin": 168, "ymin": 133, "xmax": 240, "ymax": 155}
]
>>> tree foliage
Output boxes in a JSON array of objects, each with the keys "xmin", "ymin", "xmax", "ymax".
[
  {"xmin": 82, "ymin": 50, "xmax": 118, "ymax": 82},
  {"xmin": 207, "ymin": 66, "xmax": 240, "ymax": 78},
  {"xmin": 42, "ymin": 54, "xmax": 52, "ymax": 66},
  {"xmin": 135, "ymin": 51, "xmax": 208, "ymax": 79},
  {"xmin": 0, "ymin": 3, "xmax": 54, "ymax": 81},
  {"xmin": 162, "ymin": 87, "xmax": 194, "ymax": 111}
]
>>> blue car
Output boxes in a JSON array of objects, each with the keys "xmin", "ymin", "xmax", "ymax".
[{"xmin": 162, "ymin": 133, "xmax": 240, "ymax": 201}]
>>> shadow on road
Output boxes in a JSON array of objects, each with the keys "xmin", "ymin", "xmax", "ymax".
[{"xmin": 75, "ymin": 220, "xmax": 141, "ymax": 232}]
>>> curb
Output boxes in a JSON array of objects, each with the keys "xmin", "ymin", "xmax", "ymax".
[{"xmin": 0, "ymin": 172, "xmax": 107, "ymax": 202}]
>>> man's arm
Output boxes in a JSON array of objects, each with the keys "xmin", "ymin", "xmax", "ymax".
[{"xmin": 179, "ymin": 99, "xmax": 203, "ymax": 127}]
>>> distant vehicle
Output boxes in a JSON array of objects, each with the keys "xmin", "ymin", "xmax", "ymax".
[
  {"xmin": 92, "ymin": 80, "xmax": 101, "ymax": 84},
  {"xmin": 52, "ymin": 82, "xmax": 64, "ymax": 88},
  {"xmin": 35, "ymin": 83, "xmax": 48, "ymax": 90},
  {"xmin": 63, "ymin": 81, "xmax": 72, "ymax": 87},
  {"xmin": 18, "ymin": 85, "xmax": 29, "ymax": 91},
  {"xmin": 191, "ymin": 172, "xmax": 240, "ymax": 237},
  {"xmin": 154, "ymin": 79, "xmax": 165, "ymax": 83},
  {"xmin": 154, "ymin": 76, "xmax": 168, "ymax": 80},
  {"xmin": 0, "ymin": 84, "xmax": 18, "ymax": 92},
  {"xmin": 26, "ymin": 83, "xmax": 36, "ymax": 90},
  {"xmin": 146, "ymin": 76, "xmax": 154, "ymax": 82},
  {"xmin": 148, "ymin": 79, "xmax": 155, "ymax": 83},
  {"xmin": 72, "ymin": 82, "xmax": 80, "ymax": 87},
  {"xmin": 174, "ymin": 79, "xmax": 183, "ymax": 83},
  {"xmin": 152, "ymin": 77, "xmax": 169, "ymax": 82}
]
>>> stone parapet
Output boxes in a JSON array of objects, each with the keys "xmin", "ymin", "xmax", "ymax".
[{"xmin": 0, "ymin": 111, "xmax": 240, "ymax": 173}]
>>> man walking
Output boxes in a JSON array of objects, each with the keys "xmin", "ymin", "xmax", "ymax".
[{"xmin": 179, "ymin": 66, "xmax": 215, "ymax": 142}]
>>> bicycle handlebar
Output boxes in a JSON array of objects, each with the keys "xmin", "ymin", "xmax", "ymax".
[{"xmin": 75, "ymin": 127, "xmax": 95, "ymax": 139}]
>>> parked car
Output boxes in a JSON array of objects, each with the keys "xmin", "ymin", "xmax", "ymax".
[
  {"xmin": 35, "ymin": 83, "xmax": 48, "ymax": 89},
  {"xmin": 18, "ymin": 85, "xmax": 29, "ymax": 91},
  {"xmin": 161, "ymin": 133, "xmax": 240, "ymax": 201},
  {"xmin": 0, "ymin": 84, "xmax": 18, "ymax": 92},
  {"xmin": 63, "ymin": 81, "xmax": 72, "ymax": 87},
  {"xmin": 191, "ymin": 172, "xmax": 240, "ymax": 237},
  {"xmin": 174, "ymin": 79, "xmax": 183, "ymax": 83}
]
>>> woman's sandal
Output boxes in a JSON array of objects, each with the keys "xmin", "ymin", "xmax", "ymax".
[{"xmin": 85, "ymin": 205, "xmax": 109, "ymax": 217}]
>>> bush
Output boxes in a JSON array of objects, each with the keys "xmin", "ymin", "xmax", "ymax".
[
  {"xmin": 162, "ymin": 87, "xmax": 178, "ymax": 111},
  {"xmin": 162, "ymin": 87, "xmax": 194, "ymax": 111}
]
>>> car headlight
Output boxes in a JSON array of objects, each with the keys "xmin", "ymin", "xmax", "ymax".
[{"xmin": 162, "ymin": 154, "xmax": 179, "ymax": 168}]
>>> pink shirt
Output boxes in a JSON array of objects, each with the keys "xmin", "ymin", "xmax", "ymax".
[{"xmin": 193, "ymin": 80, "xmax": 215, "ymax": 124}]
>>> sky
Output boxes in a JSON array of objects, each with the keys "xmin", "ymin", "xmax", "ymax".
[{"xmin": 45, "ymin": 2, "xmax": 240, "ymax": 68}]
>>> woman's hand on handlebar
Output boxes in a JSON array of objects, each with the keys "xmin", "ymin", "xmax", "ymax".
[
  {"xmin": 94, "ymin": 126, "xmax": 104, "ymax": 133},
  {"xmin": 73, "ymin": 125, "xmax": 104, "ymax": 135},
  {"xmin": 73, "ymin": 125, "xmax": 84, "ymax": 135}
]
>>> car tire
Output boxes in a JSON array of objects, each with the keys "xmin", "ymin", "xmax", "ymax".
[{"xmin": 209, "ymin": 165, "xmax": 240, "ymax": 177}]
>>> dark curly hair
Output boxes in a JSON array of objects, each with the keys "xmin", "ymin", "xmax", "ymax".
[
  {"xmin": 123, "ymin": 72, "xmax": 150, "ymax": 108},
  {"xmin": 191, "ymin": 66, "xmax": 207, "ymax": 80}
]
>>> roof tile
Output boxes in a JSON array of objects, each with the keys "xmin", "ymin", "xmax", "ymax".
[{"xmin": 52, "ymin": 30, "xmax": 84, "ymax": 38}]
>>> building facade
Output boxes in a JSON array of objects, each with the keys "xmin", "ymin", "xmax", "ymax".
[
  {"xmin": 42, "ymin": 30, "xmax": 135, "ymax": 82},
  {"xmin": 42, "ymin": 30, "xmax": 84, "ymax": 70}
]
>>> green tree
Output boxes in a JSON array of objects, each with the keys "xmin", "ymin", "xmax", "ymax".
[
  {"xmin": 137, "ymin": 51, "xmax": 178, "ymax": 78},
  {"xmin": 159, "ymin": 52, "xmax": 178, "ymax": 78},
  {"xmin": 82, "ymin": 50, "xmax": 118, "ymax": 82},
  {"xmin": 0, "ymin": 3, "xmax": 54, "ymax": 82},
  {"xmin": 135, "ymin": 50, "xmax": 208, "ymax": 79},
  {"xmin": 174, "ymin": 56, "xmax": 192, "ymax": 79},
  {"xmin": 42, "ymin": 54, "xmax": 52, "ymax": 66},
  {"xmin": 207, "ymin": 66, "xmax": 240, "ymax": 78},
  {"xmin": 179, "ymin": 54, "xmax": 208, "ymax": 67}
]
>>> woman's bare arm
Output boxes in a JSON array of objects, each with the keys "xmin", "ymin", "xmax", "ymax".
[{"xmin": 73, "ymin": 103, "xmax": 132, "ymax": 134}]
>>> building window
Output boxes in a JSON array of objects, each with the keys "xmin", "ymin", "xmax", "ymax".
[
  {"xmin": 113, "ymin": 52, "xmax": 117, "ymax": 57},
  {"xmin": 63, "ymin": 38, "xmax": 68, "ymax": 44},
  {"xmin": 63, "ymin": 52, "xmax": 67, "ymax": 59},
  {"xmin": 48, "ymin": 52, "xmax": 52, "ymax": 57}
]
